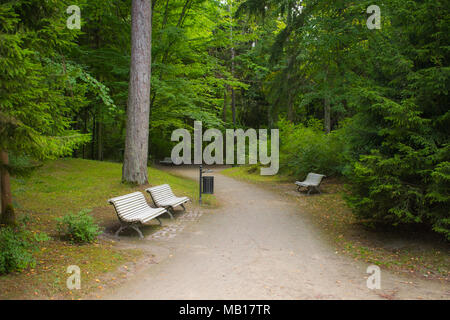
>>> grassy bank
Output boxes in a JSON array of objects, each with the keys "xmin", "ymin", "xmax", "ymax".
[
  {"xmin": 222, "ymin": 166, "xmax": 450, "ymax": 282},
  {"xmin": 1, "ymin": 158, "xmax": 208, "ymax": 299}
]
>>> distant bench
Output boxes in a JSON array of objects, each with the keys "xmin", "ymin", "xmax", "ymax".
[
  {"xmin": 146, "ymin": 184, "xmax": 190, "ymax": 219},
  {"xmin": 295, "ymin": 173, "xmax": 326, "ymax": 195},
  {"xmin": 159, "ymin": 157, "xmax": 173, "ymax": 165},
  {"xmin": 108, "ymin": 192, "xmax": 167, "ymax": 239}
]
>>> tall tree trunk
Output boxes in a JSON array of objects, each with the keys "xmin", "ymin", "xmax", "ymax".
[
  {"xmin": 83, "ymin": 109, "xmax": 88, "ymax": 159},
  {"xmin": 122, "ymin": 0, "xmax": 152, "ymax": 185},
  {"xmin": 1, "ymin": 150, "xmax": 14, "ymax": 225},
  {"xmin": 91, "ymin": 112, "xmax": 96, "ymax": 160},
  {"xmin": 97, "ymin": 76, "xmax": 104, "ymax": 161},
  {"xmin": 231, "ymin": 86, "xmax": 236, "ymax": 128},
  {"xmin": 229, "ymin": 3, "xmax": 236, "ymax": 128},
  {"xmin": 98, "ymin": 117, "xmax": 103, "ymax": 161},
  {"xmin": 287, "ymin": 93, "xmax": 294, "ymax": 122},
  {"xmin": 286, "ymin": 52, "xmax": 295, "ymax": 122},
  {"xmin": 324, "ymin": 97, "xmax": 331, "ymax": 134},
  {"xmin": 162, "ymin": 0, "xmax": 170, "ymax": 29},
  {"xmin": 223, "ymin": 89, "xmax": 227, "ymax": 122},
  {"xmin": 323, "ymin": 64, "xmax": 331, "ymax": 134}
]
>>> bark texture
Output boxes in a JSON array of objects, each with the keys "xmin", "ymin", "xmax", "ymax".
[
  {"xmin": 122, "ymin": 0, "xmax": 152, "ymax": 185},
  {"xmin": 1, "ymin": 150, "xmax": 14, "ymax": 225}
]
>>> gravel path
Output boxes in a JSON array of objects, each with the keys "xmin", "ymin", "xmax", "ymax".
[{"xmin": 103, "ymin": 168, "xmax": 449, "ymax": 300}]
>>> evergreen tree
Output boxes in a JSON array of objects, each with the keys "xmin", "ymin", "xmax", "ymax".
[{"xmin": 0, "ymin": 1, "xmax": 89, "ymax": 224}]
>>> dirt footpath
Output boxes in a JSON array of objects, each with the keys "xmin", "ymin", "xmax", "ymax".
[{"xmin": 102, "ymin": 167, "xmax": 449, "ymax": 300}]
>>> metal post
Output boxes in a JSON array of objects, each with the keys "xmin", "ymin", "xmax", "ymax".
[{"xmin": 199, "ymin": 165, "xmax": 203, "ymax": 205}]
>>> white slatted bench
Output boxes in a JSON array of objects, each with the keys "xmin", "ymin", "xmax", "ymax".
[
  {"xmin": 295, "ymin": 173, "xmax": 326, "ymax": 195},
  {"xmin": 159, "ymin": 157, "xmax": 173, "ymax": 165},
  {"xmin": 108, "ymin": 192, "xmax": 167, "ymax": 239},
  {"xmin": 146, "ymin": 184, "xmax": 190, "ymax": 219}
]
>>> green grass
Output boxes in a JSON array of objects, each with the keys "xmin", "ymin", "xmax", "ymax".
[
  {"xmin": 223, "ymin": 166, "xmax": 450, "ymax": 281},
  {"xmin": 1, "ymin": 158, "xmax": 212, "ymax": 299},
  {"xmin": 12, "ymin": 158, "xmax": 213, "ymax": 219},
  {"xmin": 221, "ymin": 166, "xmax": 291, "ymax": 183}
]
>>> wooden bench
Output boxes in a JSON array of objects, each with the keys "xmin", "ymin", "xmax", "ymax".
[
  {"xmin": 295, "ymin": 173, "xmax": 326, "ymax": 195},
  {"xmin": 108, "ymin": 192, "xmax": 167, "ymax": 239},
  {"xmin": 146, "ymin": 184, "xmax": 190, "ymax": 219},
  {"xmin": 159, "ymin": 157, "xmax": 173, "ymax": 165}
]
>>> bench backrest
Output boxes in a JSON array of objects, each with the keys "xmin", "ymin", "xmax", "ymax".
[
  {"xmin": 108, "ymin": 192, "xmax": 150, "ymax": 221},
  {"xmin": 147, "ymin": 184, "xmax": 176, "ymax": 206},
  {"xmin": 305, "ymin": 173, "xmax": 326, "ymax": 185}
]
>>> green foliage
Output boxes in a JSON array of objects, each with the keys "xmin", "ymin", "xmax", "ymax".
[
  {"xmin": 341, "ymin": 0, "xmax": 450, "ymax": 239},
  {"xmin": 0, "ymin": 227, "xmax": 35, "ymax": 274},
  {"xmin": 428, "ymin": 161, "xmax": 450, "ymax": 239},
  {"xmin": 56, "ymin": 209, "xmax": 102, "ymax": 244},
  {"xmin": 0, "ymin": 225, "xmax": 49, "ymax": 275},
  {"xmin": 5, "ymin": 154, "xmax": 41, "ymax": 177},
  {"xmin": 0, "ymin": 1, "xmax": 89, "ymax": 159},
  {"xmin": 278, "ymin": 119, "xmax": 344, "ymax": 178}
]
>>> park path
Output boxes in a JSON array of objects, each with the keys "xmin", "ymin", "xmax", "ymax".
[{"xmin": 102, "ymin": 167, "xmax": 448, "ymax": 300}]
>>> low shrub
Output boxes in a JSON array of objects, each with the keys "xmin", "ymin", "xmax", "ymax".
[
  {"xmin": 0, "ymin": 226, "xmax": 49, "ymax": 275},
  {"xmin": 56, "ymin": 209, "xmax": 102, "ymax": 244},
  {"xmin": 278, "ymin": 119, "xmax": 345, "ymax": 179}
]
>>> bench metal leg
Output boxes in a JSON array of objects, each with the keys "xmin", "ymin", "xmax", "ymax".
[
  {"xmin": 297, "ymin": 185, "xmax": 322, "ymax": 195},
  {"xmin": 115, "ymin": 223, "xmax": 144, "ymax": 239},
  {"xmin": 306, "ymin": 186, "xmax": 322, "ymax": 195},
  {"xmin": 115, "ymin": 225, "xmax": 126, "ymax": 238},
  {"xmin": 181, "ymin": 204, "xmax": 186, "ymax": 211},
  {"xmin": 167, "ymin": 208, "xmax": 174, "ymax": 220},
  {"xmin": 130, "ymin": 225, "xmax": 144, "ymax": 239},
  {"xmin": 156, "ymin": 217, "xmax": 162, "ymax": 226}
]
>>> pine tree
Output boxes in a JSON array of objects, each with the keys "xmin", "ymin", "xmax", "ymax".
[{"xmin": 0, "ymin": 2, "xmax": 88, "ymax": 224}]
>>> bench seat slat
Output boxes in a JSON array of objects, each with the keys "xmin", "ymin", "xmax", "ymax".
[
  {"xmin": 115, "ymin": 202, "xmax": 150, "ymax": 213},
  {"xmin": 123, "ymin": 208, "xmax": 166, "ymax": 223},
  {"xmin": 108, "ymin": 192, "xmax": 167, "ymax": 225},
  {"xmin": 157, "ymin": 197, "xmax": 190, "ymax": 208},
  {"xmin": 146, "ymin": 184, "xmax": 190, "ymax": 211}
]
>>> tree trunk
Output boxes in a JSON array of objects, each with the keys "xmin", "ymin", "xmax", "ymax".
[
  {"xmin": 91, "ymin": 112, "xmax": 96, "ymax": 160},
  {"xmin": 230, "ymin": 40, "xmax": 236, "ymax": 128},
  {"xmin": 223, "ymin": 89, "xmax": 227, "ymax": 122},
  {"xmin": 286, "ymin": 52, "xmax": 295, "ymax": 122},
  {"xmin": 83, "ymin": 109, "xmax": 88, "ymax": 159},
  {"xmin": 98, "ymin": 118, "xmax": 103, "ymax": 161},
  {"xmin": 1, "ymin": 150, "xmax": 14, "ymax": 225},
  {"xmin": 323, "ymin": 64, "xmax": 331, "ymax": 134},
  {"xmin": 231, "ymin": 86, "xmax": 236, "ymax": 128},
  {"xmin": 229, "ymin": 2, "xmax": 236, "ymax": 129},
  {"xmin": 122, "ymin": 0, "xmax": 152, "ymax": 185},
  {"xmin": 324, "ymin": 97, "xmax": 331, "ymax": 134},
  {"xmin": 98, "ymin": 76, "xmax": 104, "ymax": 161},
  {"xmin": 287, "ymin": 91, "xmax": 294, "ymax": 122}
]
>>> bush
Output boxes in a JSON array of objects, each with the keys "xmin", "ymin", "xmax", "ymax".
[
  {"xmin": 56, "ymin": 209, "xmax": 102, "ymax": 244},
  {"xmin": 278, "ymin": 119, "xmax": 345, "ymax": 179},
  {"xmin": 0, "ymin": 226, "xmax": 38, "ymax": 274},
  {"xmin": 343, "ymin": 96, "xmax": 450, "ymax": 240}
]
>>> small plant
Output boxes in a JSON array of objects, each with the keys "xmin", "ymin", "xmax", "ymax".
[
  {"xmin": 56, "ymin": 209, "xmax": 102, "ymax": 244},
  {"xmin": 0, "ymin": 226, "xmax": 37, "ymax": 274}
]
